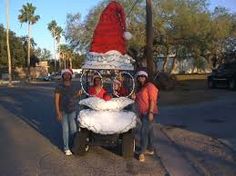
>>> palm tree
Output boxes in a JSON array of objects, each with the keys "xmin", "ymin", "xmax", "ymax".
[
  {"xmin": 48, "ymin": 20, "xmax": 63, "ymax": 71},
  {"xmin": 59, "ymin": 44, "xmax": 73, "ymax": 69},
  {"xmin": 5, "ymin": 0, "xmax": 12, "ymax": 86},
  {"xmin": 18, "ymin": 3, "xmax": 40, "ymax": 81},
  {"xmin": 55, "ymin": 28, "xmax": 63, "ymax": 69}
]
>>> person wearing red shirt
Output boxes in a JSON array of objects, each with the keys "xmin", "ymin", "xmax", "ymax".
[
  {"xmin": 113, "ymin": 79, "xmax": 129, "ymax": 97},
  {"xmin": 133, "ymin": 70, "xmax": 159, "ymax": 162},
  {"xmin": 88, "ymin": 75, "xmax": 107, "ymax": 99}
]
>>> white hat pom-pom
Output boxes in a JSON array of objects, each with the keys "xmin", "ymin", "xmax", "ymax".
[{"xmin": 123, "ymin": 31, "xmax": 132, "ymax": 40}]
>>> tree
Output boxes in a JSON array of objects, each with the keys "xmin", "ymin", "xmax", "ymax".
[
  {"xmin": 34, "ymin": 48, "xmax": 51, "ymax": 61},
  {"xmin": 59, "ymin": 44, "xmax": 73, "ymax": 69},
  {"xmin": 59, "ymin": 44, "xmax": 84, "ymax": 69},
  {"xmin": 18, "ymin": 3, "xmax": 40, "ymax": 80},
  {"xmin": 48, "ymin": 20, "xmax": 63, "ymax": 70},
  {"xmin": 64, "ymin": 13, "xmax": 83, "ymax": 51},
  {"xmin": 5, "ymin": 0, "xmax": 12, "ymax": 86},
  {"xmin": 207, "ymin": 7, "xmax": 234, "ymax": 66},
  {"xmin": 0, "ymin": 25, "xmax": 30, "ymax": 68}
]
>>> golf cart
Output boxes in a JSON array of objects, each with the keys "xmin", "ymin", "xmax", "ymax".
[
  {"xmin": 72, "ymin": 67, "xmax": 136, "ymax": 158},
  {"xmin": 72, "ymin": 1, "xmax": 137, "ymax": 158}
]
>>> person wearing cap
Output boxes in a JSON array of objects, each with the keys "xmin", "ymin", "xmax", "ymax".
[
  {"xmin": 88, "ymin": 75, "xmax": 108, "ymax": 99},
  {"xmin": 133, "ymin": 70, "xmax": 159, "ymax": 162},
  {"xmin": 54, "ymin": 69, "xmax": 83, "ymax": 156},
  {"xmin": 113, "ymin": 79, "xmax": 128, "ymax": 97}
]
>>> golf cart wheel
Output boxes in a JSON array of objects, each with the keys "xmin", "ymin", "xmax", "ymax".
[
  {"xmin": 72, "ymin": 128, "xmax": 89, "ymax": 156},
  {"xmin": 122, "ymin": 129, "xmax": 135, "ymax": 159}
]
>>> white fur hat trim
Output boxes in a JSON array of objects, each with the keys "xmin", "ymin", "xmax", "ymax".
[
  {"xmin": 136, "ymin": 70, "xmax": 148, "ymax": 77},
  {"xmin": 123, "ymin": 31, "xmax": 132, "ymax": 40},
  {"xmin": 61, "ymin": 69, "xmax": 73, "ymax": 77}
]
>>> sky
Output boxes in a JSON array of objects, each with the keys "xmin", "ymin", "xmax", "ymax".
[{"xmin": 0, "ymin": 0, "xmax": 236, "ymax": 55}]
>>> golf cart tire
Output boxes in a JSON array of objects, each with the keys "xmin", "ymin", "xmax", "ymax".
[
  {"xmin": 122, "ymin": 129, "xmax": 135, "ymax": 158},
  {"xmin": 72, "ymin": 128, "xmax": 89, "ymax": 156}
]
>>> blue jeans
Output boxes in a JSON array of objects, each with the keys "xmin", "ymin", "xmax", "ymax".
[
  {"xmin": 140, "ymin": 115, "xmax": 155, "ymax": 154},
  {"xmin": 61, "ymin": 111, "xmax": 77, "ymax": 150}
]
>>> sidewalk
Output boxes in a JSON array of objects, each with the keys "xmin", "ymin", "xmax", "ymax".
[{"xmin": 0, "ymin": 80, "xmax": 20, "ymax": 86}]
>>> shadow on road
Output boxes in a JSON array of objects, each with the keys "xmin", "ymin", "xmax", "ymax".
[{"xmin": 0, "ymin": 86, "xmax": 63, "ymax": 150}]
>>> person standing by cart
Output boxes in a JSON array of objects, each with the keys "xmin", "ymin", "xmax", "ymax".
[
  {"xmin": 54, "ymin": 69, "xmax": 82, "ymax": 156},
  {"xmin": 133, "ymin": 70, "xmax": 159, "ymax": 162}
]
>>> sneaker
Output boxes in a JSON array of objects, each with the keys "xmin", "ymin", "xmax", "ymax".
[
  {"xmin": 139, "ymin": 154, "xmax": 145, "ymax": 162},
  {"xmin": 144, "ymin": 150, "xmax": 154, "ymax": 155},
  {"xmin": 64, "ymin": 149, "xmax": 72, "ymax": 156}
]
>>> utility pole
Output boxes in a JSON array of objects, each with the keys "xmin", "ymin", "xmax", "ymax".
[
  {"xmin": 5, "ymin": 0, "xmax": 12, "ymax": 87},
  {"xmin": 146, "ymin": 0, "xmax": 154, "ymax": 80}
]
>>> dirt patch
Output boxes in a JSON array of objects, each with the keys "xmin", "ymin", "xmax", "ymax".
[{"xmin": 159, "ymin": 80, "xmax": 221, "ymax": 106}]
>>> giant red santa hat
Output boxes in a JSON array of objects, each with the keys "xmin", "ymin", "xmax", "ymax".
[
  {"xmin": 82, "ymin": 1, "xmax": 134, "ymax": 70},
  {"xmin": 90, "ymin": 1, "xmax": 127, "ymax": 55}
]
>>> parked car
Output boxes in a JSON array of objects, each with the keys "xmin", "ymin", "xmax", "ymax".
[
  {"xmin": 208, "ymin": 61, "xmax": 236, "ymax": 90},
  {"xmin": 50, "ymin": 72, "xmax": 61, "ymax": 81}
]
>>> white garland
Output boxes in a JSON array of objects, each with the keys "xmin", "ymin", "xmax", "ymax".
[
  {"xmin": 82, "ymin": 51, "xmax": 135, "ymax": 70},
  {"xmin": 78, "ymin": 109, "xmax": 137, "ymax": 134}
]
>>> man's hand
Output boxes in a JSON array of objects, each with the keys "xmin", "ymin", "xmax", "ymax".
[{"xmin": 56, "ymin": 111, "xmax": 63, "ymax": 121}]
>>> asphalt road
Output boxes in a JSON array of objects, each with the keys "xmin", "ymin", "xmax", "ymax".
[{"xmin": 0, "ymin": 83, "xmax": 61, "ymax": 148}]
